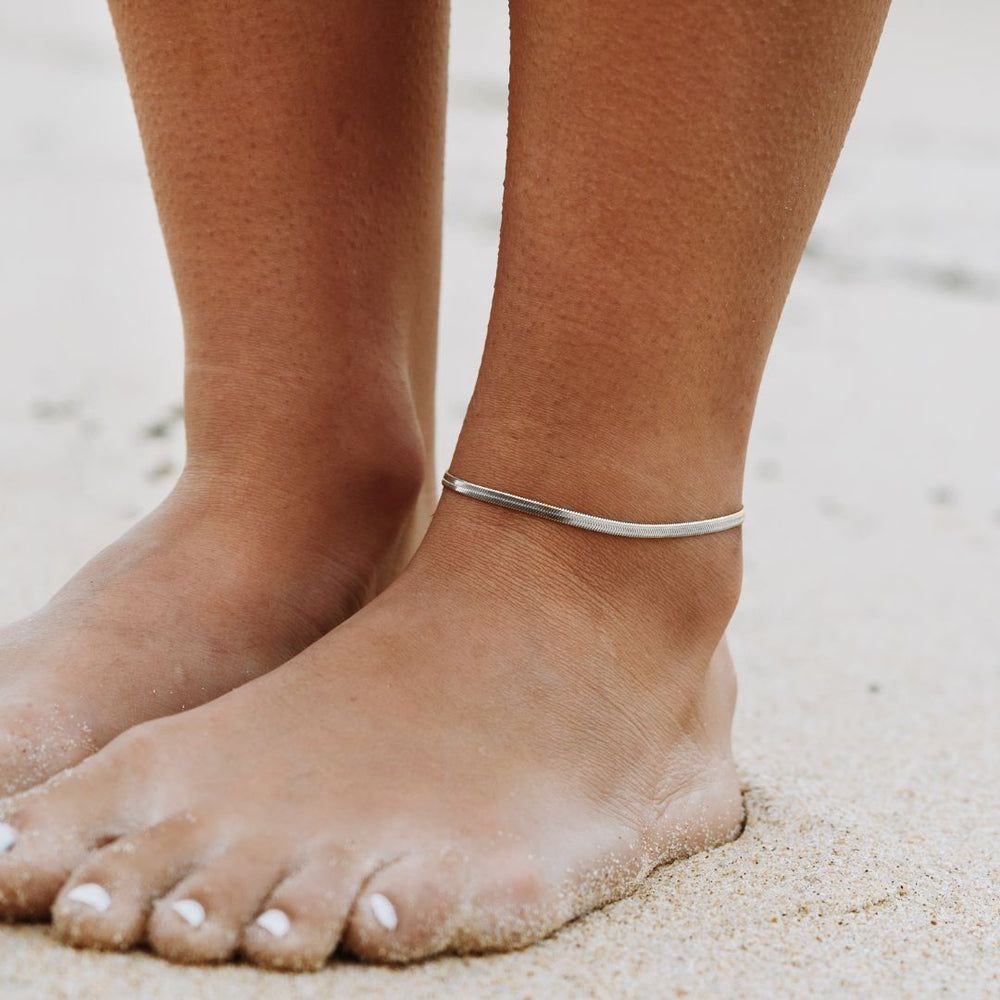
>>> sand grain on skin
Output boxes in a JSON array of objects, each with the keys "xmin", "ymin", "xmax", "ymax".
[{"xmin": 1, "ymin": 0, "xmax": 999, "ymax": 996}]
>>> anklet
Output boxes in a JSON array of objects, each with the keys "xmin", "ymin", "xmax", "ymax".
[{"xmin": 441, "ymin": 473, "xmax": 744, "ymax": 538}]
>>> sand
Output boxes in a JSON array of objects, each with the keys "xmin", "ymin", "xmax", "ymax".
[{"xmin": 1, "ymin": 1, "xmax": 997, "ymax": 996}]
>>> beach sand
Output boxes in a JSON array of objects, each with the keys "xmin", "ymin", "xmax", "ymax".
[{"xmin": 1, "ymin": 1, "xmax": 997, "ymax": 996}]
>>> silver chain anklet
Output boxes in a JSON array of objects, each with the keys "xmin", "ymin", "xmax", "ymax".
[{"xmin": 441, "ymin": 473, "xmax": 744, "ymax": 538}]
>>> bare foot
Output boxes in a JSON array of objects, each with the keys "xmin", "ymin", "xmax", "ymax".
[
  {"xmin": 0, "ymin": 493, "xmax": 743, "ymax": 968},
  {"xmin": 0, "ymin": 463, "xmax": 429, "ymax": 796}
]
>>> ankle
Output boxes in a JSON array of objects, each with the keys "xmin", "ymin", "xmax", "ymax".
[
  {"xmin": 420, "ymin": 488, "xmax": 742, "ymax": 656},
  {"xmin": 165, "ymin": 416, "xmax": 429, "ymax": 587},
  {"xmin": 449, "ymin": 415, "xmax": 745, "ymax": 531},
  {"xmin": 183, "ymin": 420, "xmax": 426, "ymax": 526}
]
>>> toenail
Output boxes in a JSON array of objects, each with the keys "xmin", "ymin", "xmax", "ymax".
[
  {"xmin": 255, "ymin": 908, "xmax": 291, "ymax": 938},
  {"xmin": 66, "ymin": 883, "xmax": 112, "ymax": 913},
  {"xmin": 0, "ymin": 822, "xmax": 17, "ymax": 853},
  {"xmin": 171, "ymin": 898, "xmax": 206, "ymax": 928},
  {"xmin": 369, "ymin": 892, "xmax": 398, "ymax": 931}
]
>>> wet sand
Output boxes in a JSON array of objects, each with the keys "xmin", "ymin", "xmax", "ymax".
[{"xmin": 1, "ymin": 1, "xmax": 997, "ymax": 996}]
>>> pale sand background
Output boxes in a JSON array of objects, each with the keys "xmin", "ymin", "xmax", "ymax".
[{"xmin": 1, "ymin": 2, "xmax": 998, "ymax": 997}]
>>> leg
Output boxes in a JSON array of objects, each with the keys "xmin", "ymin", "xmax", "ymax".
[
  {"xmin": 0, "ymin": 0, "xmax": 447, "ymax": 793},
  {"xmin": 0, "ymin": 0, "xmax": 888, "ymax": 968}
]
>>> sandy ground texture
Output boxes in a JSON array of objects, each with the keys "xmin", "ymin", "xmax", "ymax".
[{"xmin": 1, "ymin": 2, "xmax": 998, "ymax": 997}]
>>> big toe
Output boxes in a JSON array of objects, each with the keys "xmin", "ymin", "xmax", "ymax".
[{"xmin": 341, "ymin": 851, "xmax": 472, "ymax": 963}]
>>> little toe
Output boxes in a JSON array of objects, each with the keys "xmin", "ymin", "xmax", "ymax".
[
  {"xmin": 147, "ymin": 837, "xmax": 285, "ymax": 964},
  {"xmin": 52, "ymin": 813, "xmax": 205, "ymax": 951},
  {"xmin": 0, "ymin": 816, "xmax": 82, "ymax": 919},
  {"xmin": 0, "ymin": 789, "xmax": 124, "ymax": 920},
  {"xmin": 241, "ymin": 849, "xmax": 368, "ymax": 972},
  {"xmin": 0, "ymin": 727, "xmax": 163, "ymax": 920},
  {"xmin": 341, "ymin": 851, "xmax": 469, "ymax": 963}
]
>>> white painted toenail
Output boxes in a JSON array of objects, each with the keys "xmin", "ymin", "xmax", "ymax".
[
  {"xmin": 0, "ymin": 823, "xmax": 17, "ymax": 853},
  {"xmin": 171, "ymin": 898, "xmax": 206, "ymax": 928},
  {"xmin": 255, "ymin": 908, "xmax": 291, "ymax": 938},
  {"xmin": 66, "ymin": 883, "xmax": 112, "ymax": 913},
  {"xmin": 369, "ymin": 893, "xmax": 398, "ymax": 931}
]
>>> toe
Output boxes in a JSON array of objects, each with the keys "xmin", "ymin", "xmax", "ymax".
[
  {"xmin": 0, "ymin": 784, "xmax": 122, "ymax": 919},
  {"xmin": 0, "ymin": 801, "xmax": 95, "ymax": 919},
  {"xmin": 241, "ymin": 849, "xmax": 367, "ymax": 972},
  {"xmin": 52, "ymin": 813, "xmax": 204, "ymax": 951},
  {"xmin": 0, "ymin": 726, "xmax": 159, "ymax": 920},
  {"xmin": 342, "ymin": 848, "xmax": 583, "ymax": 961},
  {"xmin": 341, "ymin": 851, "xmax": 469, "ymax": 963},
  {"xmin": 147, "ymin": 837, "xmax": 285, "ymax": 964}
]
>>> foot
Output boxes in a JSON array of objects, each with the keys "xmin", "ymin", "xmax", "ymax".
[
  {"xmin": 0, "ymin": 462, "xmax": 429, "ymax": 797},
  {"xmin": 0, "ymin": 493, "xmax": 743, "ymax": 968}
]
